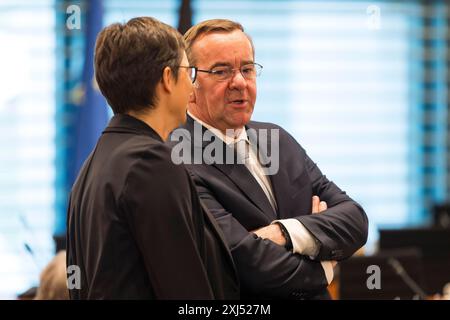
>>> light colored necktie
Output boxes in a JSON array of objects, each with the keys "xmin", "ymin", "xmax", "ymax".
[{"xmin": 234, "ymin": 139, "xmax": 250, "ymax": 165}]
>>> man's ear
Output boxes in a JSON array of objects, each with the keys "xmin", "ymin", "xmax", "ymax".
[{"xmin": 161, "ymin": 66, "xmax": 173, "ymax": 94}]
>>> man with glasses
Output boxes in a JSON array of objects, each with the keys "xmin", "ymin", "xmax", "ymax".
[{"xmin": 172, "ymin": 19, "xmax": 368, "ymax": 299}]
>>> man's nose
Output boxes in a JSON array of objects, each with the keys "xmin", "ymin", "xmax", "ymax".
[{"xmin": 229, "ymin": 69, "xmax": 247, "ymax": 90}]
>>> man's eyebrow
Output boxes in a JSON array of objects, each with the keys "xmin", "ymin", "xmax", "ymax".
[
  {"xmin": 208, "ymin": 60, "xmax": 255, "ymax": 69},
  {"xmin": 208, "ymin": 62, "xmax": 232, "ymax": 69},
  {"xmin": 242, "ymin": 60, "xmax": 254, "ymax": 65}
]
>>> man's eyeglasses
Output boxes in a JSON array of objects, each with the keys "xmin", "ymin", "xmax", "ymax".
[
  {"xmin": 177, "ymin": 63, "xmax": 263, "ymax": 83},
  {"xmin": 196, "ymin": 63, "xmax": 263, "ymax": 82}
]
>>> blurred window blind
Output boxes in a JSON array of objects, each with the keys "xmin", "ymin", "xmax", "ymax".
[
  {"xmin": 0, "ymin": 0, "xmax": 56, "ymax": 298},
  {"xmin": 193, "ymin": 0, "xmax": 448, "ymax": 252},
  {"xmin": 104, "ymin": 0, "xmax": 179, "ymax": 31},
  {"xmin": 420, "ymin": 2, "xmax": 448, "ymax": 219}
]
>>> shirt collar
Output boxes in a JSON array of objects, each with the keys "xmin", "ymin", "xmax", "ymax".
[{"xmin": 187, "ymin": 111, "xmax": 249, "ymax": 145}]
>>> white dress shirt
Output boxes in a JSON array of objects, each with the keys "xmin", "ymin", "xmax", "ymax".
[{"xmin": 187, "ymin": 112, "xmax": 334, "ymax": 284}]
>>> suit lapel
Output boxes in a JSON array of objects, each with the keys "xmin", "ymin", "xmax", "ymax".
[
  {"xmin": 246, "ymin": 122, "xmax": 290, "ymax": 220},
  {"xmin": 211, "ymin": 158, "xmax": 276, "ymax": 221},
  {"xmin": 184, "ymin": 115, "xmax": 276, "ymax": 220},
  {"xmin": 268, "ymin": 165, "xmax": 290, "ymax": 219}
]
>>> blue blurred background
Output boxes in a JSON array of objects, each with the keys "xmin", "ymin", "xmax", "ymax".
[{"xmin": 0, "ymin": 0, "xmax": 448, "ymax": 298}]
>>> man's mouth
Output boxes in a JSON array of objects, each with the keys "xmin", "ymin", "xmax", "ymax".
[{"xmin": 229, "ymin": 99, "xmax": 246, "ymax": 105}]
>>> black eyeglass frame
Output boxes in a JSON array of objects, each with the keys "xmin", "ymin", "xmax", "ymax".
[{"xmin": 194, "ymin": 62, "xmax": 263, "ymax": 82}]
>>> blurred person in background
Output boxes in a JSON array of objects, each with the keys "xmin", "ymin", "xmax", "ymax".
[{"xmin": 34, "ymin": 251, "xmax": 68, "ymax": 300}]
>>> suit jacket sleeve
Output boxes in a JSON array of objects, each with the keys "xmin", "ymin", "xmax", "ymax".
[
  {"xmin": 293, "ymin": 139, "xmax": 369, "ymax": 261},
  {"xmin": 190, "ymin": 172, "xmax": 329, "ymax": 299},
  {"xmin": 120, "ymin": 145, "xmax": 214, "ymax": 299}
]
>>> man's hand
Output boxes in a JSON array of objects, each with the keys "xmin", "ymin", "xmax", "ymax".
[
  {"xmin": 251, "ymin": 196, "xmax": 328, "ymax": 246},
  {"xmin": 252, "ymin": 223, "xmax": 286, "ymax": 246},
  {"xmin": 312, "ymin": 195, "xmax": 327, "ymax": 214},
  {"xmin": 311, "ymin": 196, "xmax": 338, "ymax": 267}
]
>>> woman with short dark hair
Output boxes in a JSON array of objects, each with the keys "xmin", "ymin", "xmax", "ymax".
[{"xmin": 66, "ymin": 17, "xmax": 239, "ymax": 299}]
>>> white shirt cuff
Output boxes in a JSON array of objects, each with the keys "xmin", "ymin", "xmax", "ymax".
[
  {"xmin": 321, "ymin": 261, "xmax": 334, "ymax": 285},
  {"xmin": 272, "ymin": 218, "xmax": 320, "ymax": 257}
]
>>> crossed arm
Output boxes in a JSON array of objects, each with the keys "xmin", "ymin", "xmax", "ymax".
[
  {"xmin": 252, "ymin": 196, "xmax": 338, "ymax": 281},
  {"xmin": 190, "ymin": 173, "xmax": 331, "ymax": 298},
  {"xmin": 252, "ymin": 196, "xmax": 328, "ymax": 248}
]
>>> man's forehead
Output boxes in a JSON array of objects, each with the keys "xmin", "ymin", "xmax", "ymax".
[
  {"xmin": 193, "ymin": 30, "xmax": 253, "ymax": 63},
  {"xmin": 196, "ymin": 29, "xmax": 248, "ymax": 43}
]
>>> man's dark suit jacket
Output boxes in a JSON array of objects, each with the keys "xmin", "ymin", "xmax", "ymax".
[
  {"xmin": 174, "ymin": 115, "xmax": 368, "ymax": 299},
  {"xmin": 66, "ymin": 114, "xmax": 239, "ymax": 299}
]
